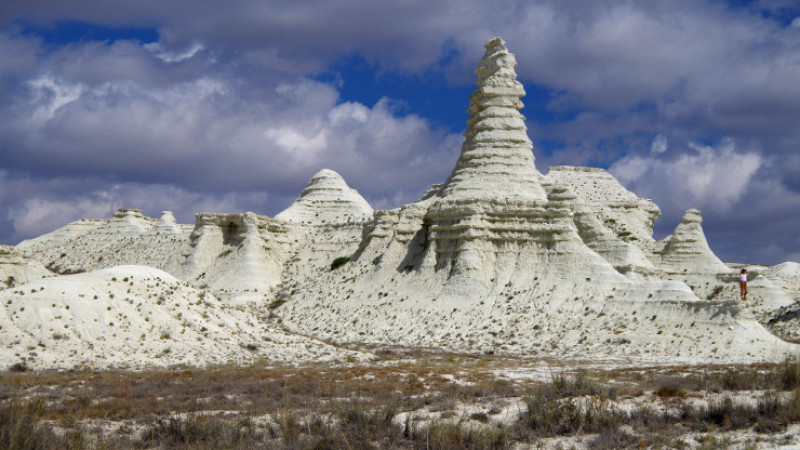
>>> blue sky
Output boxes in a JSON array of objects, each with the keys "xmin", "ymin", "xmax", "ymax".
[{"xmin": 1, "ymin": 0, "xmax": 799, "ymax": 265}]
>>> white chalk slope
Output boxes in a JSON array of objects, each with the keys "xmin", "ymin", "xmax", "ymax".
[{"xmin": 0, "ymin": 265, "xmax": 367, "ymax": 370}]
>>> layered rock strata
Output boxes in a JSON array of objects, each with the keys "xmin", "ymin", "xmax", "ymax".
[
  {"xmin": 7, "ymin": 37, "xmax": 800, "ymax": 368},
  {"xmin": 423, "ymin": 38, "xmax": 612, "ymax": 296},
  {"xmin": 276, "ymin": 169, "xmax": 373, "ymax": 224},
  {"xmin": 275, "ymin": 38, "xmax": 795, "ymax": 364},
  {"xmin": 543, "ymin": 166, "xmax": 660, "ymax": 247}
]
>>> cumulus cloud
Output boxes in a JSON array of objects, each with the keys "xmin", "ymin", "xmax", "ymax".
[
  {"xmin": 1, "ymin": 52, "xmax": 457, "ymax": 193},
  {"xmin": 605, "ymin": 136, "xmax": 800, "ymax": 264},
  {"xmin": 1, "ymin": 0, "xmax": 800, "ymax": 263},
  {"xmin": 610, "ymin": 138, "xmax": 761, "ymax": 216},
  {"xmin": 26, "ymin": 75, "xmax": 85, "ymax": 123},
  {"xmin": 0, "ymin": 31, "xmax": 460, "ymax": 244}
]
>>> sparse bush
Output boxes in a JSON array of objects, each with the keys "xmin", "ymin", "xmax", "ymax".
[
  {"xmin": 268, "ymin": 298, "xmax": 287, "ymax": 309},
  {"xmin": 143, "ymin": 414, "xmax": 260, "ymax": 447},
  {"xmin": 655, "ymin": 384, "xmax": 687, "ymax": 401},
  {"xmin": 7, "ymin": 354, "xmax": 800, "ymax": 448},
  {"xmin": 683, "ymin": 397, "xmax": 757, "ymax": 429},
  {"xmin": 8, "ymin": 362, "xmax": 28, "ymax": 373},
  {"xmin": 519, "ymin": 392, "xmax": 621, "ymax": 436},
  {"xmin": 330, "ymin": 256, "xmax": 349, "ymax": 271},
  {"xmin": 779, "ymin": 358, "xmax": 800, "ymax": 390},
  {"xmin": 0, "ymin": 399, "xmax": 65, "ymax": 449},
  {"xmin": 331, "ymin": 399, "xmax": 401, "ymax": 445},
  {"xmin": 422, "ymin": 420, "xmax": 508, "ymax": 450}
]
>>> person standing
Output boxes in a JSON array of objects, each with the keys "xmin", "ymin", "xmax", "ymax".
[{"xmin": 739, "ymin": 268, "xmax": 749, "ymax": 302}]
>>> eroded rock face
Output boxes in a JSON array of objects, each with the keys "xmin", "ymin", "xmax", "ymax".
[
  {"xmin": 656, "ymin": 209, "xmax": 728, "ymax": 275},
  {"xmin": 0, "ymin": 246, "xmax": 53, "ymax": 288},
  {"xmin": 422, "ymin": 38, "xmax": 619, "ymax": 297},
  {"xmin": 8, "ymin": 37, "xmax": 800, "ymax": 368},
  {"xmin": 154, "ymin": 211, "xmax": 181, "ymax": 234},
  {"xmin": 275, "ymin": 38, "xmax": 796, "ymax": 364},
  {"xmin": 543, "ymin": 166, "xmax": 660, "ymax": 247}
]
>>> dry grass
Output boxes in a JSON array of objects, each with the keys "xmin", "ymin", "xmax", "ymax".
[{"xmin": 3, "ymin": 353, "xmax": 800, "ymax": 448}]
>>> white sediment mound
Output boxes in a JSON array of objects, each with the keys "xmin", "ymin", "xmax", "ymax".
[
  {"xmin": 0, "ymin": 265, "xmax": 367, "ymax": 370},
  {"xmin": 276, "ymin": 169, "xmax": 373, "ymax": 224},
  {"xmin": 7, "ymin": 37, "xmax": 800, "ymax": 369},
  {"xmin": 764, "ymin": 262, "xmax": 800, "ymax": 299}
]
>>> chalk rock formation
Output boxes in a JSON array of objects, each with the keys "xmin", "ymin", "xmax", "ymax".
[
  {"xmin": 765, "ymin": 264, "xmax": 800, "ymax": 340},
  {"xmin": 656, "ymin": 209, "xmax": 729, "ymax": 276},
  {"xmin": 275, "ymin": 37, "xmax": 795, "ymax": 364},
  {"xmin": 16, "ymin": 209, "xmax": 190, "ymax": 276},
  {"xmin": 565, "ymin": 193, "xmax": 656, "ymax": 278},
  {"xmin": 154, "ymin": 211, "xmax": 181, "ymax": 234},
  {"xmin": 764, "ymin": 263, "xmax": 800, "ymax": 301},
  {"xmin": 0, "ymin": 265, "xmax": 368, "ymax": 370},
  {"xmin": 0, "ymin": 246, "xmax": 52, "ymax": 288},
  {"xmin": 435, "ymin": 37, "xmax": 546, "ymax": 203},
  {"xmin": 544, "ymin": 166, "xmax": 660, "ymax": 247},
  {"xmin": 16, "ymin": 218, "xmax": 105, "ymax": 258},
  {"xmin": 764, "ymin": 263, "xmax": 800, "ymax": 341},
  {"xmin": 276, "ymin": 169, "xmax": 373, "ymax": 224},
  {"xmin": 8, "ymin": 37, "xmax": 800, "ymax": 368},
  {"xmin": 418, "ymin": 37, "xmax": 626, "ymax": 297},
  {"xmin": 182, "ymin": 212, "xmax": 293, "ymax": 302},
  {"xmin": 648, "ymin": 209, "xmax": 795, "ymax": 317}
]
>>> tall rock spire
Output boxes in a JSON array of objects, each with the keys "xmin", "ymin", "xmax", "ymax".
[{"xmin": 439, "ymin": 37, "xmax": 547, "ymax": 202}]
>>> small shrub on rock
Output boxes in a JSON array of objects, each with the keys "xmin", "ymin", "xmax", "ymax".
[{"xmin": 330, "ymin": 257, "xmax": 350, "ymax": 271}]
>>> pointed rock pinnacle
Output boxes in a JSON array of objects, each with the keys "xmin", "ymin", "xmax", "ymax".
[{"xmin": 438, "ymin": 37, "xmax": 546, "ymax": 203}]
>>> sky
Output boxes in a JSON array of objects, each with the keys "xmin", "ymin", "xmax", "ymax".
[{"xmin": 0, "ymin": 0, "xmax": 799, "ymax": 265}]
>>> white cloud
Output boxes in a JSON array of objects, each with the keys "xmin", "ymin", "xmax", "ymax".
[
  {"xmin": 26, "ymin": 75, "xmax": 85, "ymax": 123},
  {"xmin": 650, "ymin": 133, "xmax": 668, "ymax": 154},
  {"xmin": 144, "ymin": 41, "xmax": 204, "ymax": 63},
  {"xmin": 329, "ymin": 102, "xmax": 369, "ymax": 124},
  {"xmin": 0, "ymin": 36, "xmax": 461, "ymax": 243},
  {"xmin": 610, "ymin": 138, "xmax": 762, "ymax": 215},
  {"xmin": 265, "ymin": 127, "xmax": 328, "ymax": 155},
  {"xmin": 0, "ymin": 171, "xmax": 273, "ymax": 243}
]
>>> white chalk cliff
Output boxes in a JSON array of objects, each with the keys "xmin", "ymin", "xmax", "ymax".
[{"xmin": 5, "ymin": 37, "xmax": 800, "ymax": 370}]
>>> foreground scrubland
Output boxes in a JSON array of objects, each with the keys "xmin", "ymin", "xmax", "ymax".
[{"xmin": 4, "ymin": 350, "xmax": 800, "ymax": 449}]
